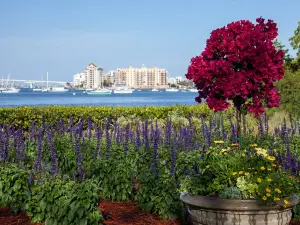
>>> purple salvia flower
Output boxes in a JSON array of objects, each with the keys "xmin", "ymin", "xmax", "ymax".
[
  {"xmin": 151, "ymin": 122, "xmax": 159, "ymax": 177},
  {"xmin": 69, "ymin": 116, "xmax": 74, "ymax": 141},
  {"xmin": 135, "ymin": 122, "xmax": 141, "ymax": 153},
  {"xmin": 264, "ymin": 112, "xmax": 269, "ymax": 135},
  {"xmin": 34, "ymin": 128, "xmax": 43, "ymax": 172},
  {"xmin": 221, "ymin": 117, "xmax": 227, "ymax": 141},
  {"xmin": 94, "ymin": 127, "xmax": 103, "ymax": 159},
  {"xmin": 143, "ymin": 120, "xmax": 149, "ymax": 149},
  {"xmin": 88, "ymin": 117, "xmax": 92, "ymax": 140},
  {"xmin": 105, "ymin": 118, "xmax": 111, "ymax": 158},
  {"xmin": 124, "ymin": 124, "xmax": 130, "ymax": 155},
  {"xmin": 47, "ymin": 131, "xmax": 57, "ymax": 174},
  {"xmin": 258, "ymin": 116, "xmax": 264, "ymax": 137},
  {"xmin": 165, "ymin": 119, "xmax": 172, "ymax": 147},
  {"xmin": 170, "ymin": 141, "xmax": 176, "ymax": 176},
  {"xmin": 74, "ymin": 135, "xmax": 84, "ymax": 181}
]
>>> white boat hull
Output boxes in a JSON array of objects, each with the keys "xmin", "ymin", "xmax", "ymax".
[
  {"xmin": 188, "ymin": 89, "xmax": 198, "ymax": 92},
  {"xmin": 165, "ymin": 88, "xmax": 179, "ymax": 92},
  {"xmin": 113, "ymin": 90, "xmax": 133, "ymax": 94},
  {"xmin": 1, "ymin": 88, "xmax": 20, "ymax": 93}
]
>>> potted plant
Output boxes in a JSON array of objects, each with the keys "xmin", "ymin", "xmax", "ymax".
[{"xmin": 182, "ymin": 17, "xmax": 300, "ymax": 225}]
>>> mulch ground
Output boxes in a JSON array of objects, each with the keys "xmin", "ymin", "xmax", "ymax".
[
  {"xmin": 0, "ymin": 208, "xmax": 40, "ymax": 225},
  {"xmin": 99, "ymin": 200, "xmax": 181, "ymax": 225},
  {"xmin": 0, "ymin": 200, "xmax": 181, "ymax": 225}
]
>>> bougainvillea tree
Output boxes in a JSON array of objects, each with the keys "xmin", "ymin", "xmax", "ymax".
[{"xmin": 186, "ymin": 17, "xmax": 285, "ymax": 138}]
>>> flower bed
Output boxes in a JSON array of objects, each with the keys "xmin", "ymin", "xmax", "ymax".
[{"xmin": 0, "ymin": 113, "xmax": 299, "ymax": 224}]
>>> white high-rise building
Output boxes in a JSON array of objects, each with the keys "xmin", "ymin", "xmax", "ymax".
[
  {"xmin": 73, "ymin": 72, "xmax": 86, "ymax": 87},
  {"xmin": 115, "ymin": 65, "xmax": 168, "ymax": 89},
  {"xmin": 84, "ymin": 63, "xmax": 104, "ymax": 89}
]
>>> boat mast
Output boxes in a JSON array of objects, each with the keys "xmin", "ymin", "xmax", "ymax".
[{"xmin": 46, "ymin": 72, "xmax": 48, "ymax": 89}]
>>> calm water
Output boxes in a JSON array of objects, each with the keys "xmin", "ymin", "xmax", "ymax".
[{"xmin": 0, "ymin": 90, "xmax": 198, "ymax": 107}]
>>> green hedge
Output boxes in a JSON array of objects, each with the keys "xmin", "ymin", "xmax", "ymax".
[{"xmin": 0, "ymin": 105, "xmax": 221, "ymax": 129}]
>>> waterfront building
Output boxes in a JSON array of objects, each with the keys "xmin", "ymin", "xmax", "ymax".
[
  {"xmin": 168, "ymin": 76, "xmax": 185, "ymax": 85},
  {"xmin": 85, "ymin": 63, "xmax": 104, "ymax": 89},
  {"xmin": 104, "ymin": 71, "xmax": 116, "ymax": 85},
  {"xmin": 73, "ymin": 72, "xmax": 86, "ymax": 87},
  {"xmin": 73, "ymin": 63, "xmax": 104, "ymax": 89},
  {"xmin": 115, "ymin": 65, "xmax": 168, "ymax": 89}
]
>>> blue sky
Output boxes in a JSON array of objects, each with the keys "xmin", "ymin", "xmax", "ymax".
[{"xmin": 0, "ymin": 0, "xmax": 299, "ymax": 81}]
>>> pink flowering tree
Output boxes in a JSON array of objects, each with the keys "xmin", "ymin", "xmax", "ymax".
[{"xmin": 186, "ymin": 17, "xmax": 285, "ymax": 138}]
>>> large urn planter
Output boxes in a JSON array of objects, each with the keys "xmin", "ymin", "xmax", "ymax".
[{"xmin": 180, "ymin": 193, "xmax": 299, "ymax": 225}]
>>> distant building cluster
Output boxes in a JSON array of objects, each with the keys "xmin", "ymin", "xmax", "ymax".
[{"xmin": 73, "ymin": 63, "xmax": 169, "ymax": 89}]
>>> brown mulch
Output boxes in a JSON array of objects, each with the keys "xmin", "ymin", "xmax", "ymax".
[
  {"xmin": 99, "ymin": 200, "xmax": 181, "ymax": 225},
  {"xmin": 0, "ymin": 208, "xmax": 40, "ymax": 225},
  {"xmin": 0, "ymin": 201, "xmax": 181, "ymax": 225}
]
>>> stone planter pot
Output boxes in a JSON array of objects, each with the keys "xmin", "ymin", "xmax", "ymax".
[{"xmin": 180, "ymin": 193, "xmax": 299, "ymax": 225}]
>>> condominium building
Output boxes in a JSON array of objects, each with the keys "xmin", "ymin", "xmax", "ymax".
[
  {"xmin": 73, "ymin": 63, "xmax": 104, "ymax": 89},
  {"xmin": 168, "ymin": 76, "xmax": 185, "ymax": 85},
  {"xmin": 104, "ymin": 71, "xmax": 116, "ymax": 84},
  {"xmin": 115, "ymin": 65, "xmax": 168, "ymax": 89},
  {"xmin": 73, "ymin": 72, "xmax": 86, "ymax": 87}
]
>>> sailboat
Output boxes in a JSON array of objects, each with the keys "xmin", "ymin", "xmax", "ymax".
[{"xmin": 1, "ymin": 74, "xmax": 20, "ymax": 93}]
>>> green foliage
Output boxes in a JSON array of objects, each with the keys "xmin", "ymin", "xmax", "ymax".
[
  {"xmin": 0, "ymin": 105, "xmax": 217, "ymax": 129},
  {"xmin": 276, "ymin": 70, "xmax": 300, "ymax": 115},
  {"xmin": 0, "ymin": 165, "xmax": 29, "ymax": 212},
  {"xmin": 87, "ymin": 145, "xmax": 137, "ymax": 201},
  {"xmin": 26, "ymin": 178, "xmax": 102, "ymax": 225},
  {"xmin": 219, "ymin": 187, "xmax": 243, "ymax": 199},
  {"xmin": 289, "ymin": 21, "xmax": 300, "ymax": 56},
  {"xmin": 135, "ymin": 172, "xmax": 182, "ymax": 219}
]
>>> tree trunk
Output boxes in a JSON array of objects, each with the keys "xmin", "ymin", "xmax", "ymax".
[{"xmin": 236, "ymin": 108, "xmax": 241, "ymax": 142}]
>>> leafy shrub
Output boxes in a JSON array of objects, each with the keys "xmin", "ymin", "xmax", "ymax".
[
  {"xmin": 26, "ymin": 178, "xmax": 102, "ymax": 225},
  {"xmin": 0, "ymin": 164, "xmax": 29, "ymax": 212}
]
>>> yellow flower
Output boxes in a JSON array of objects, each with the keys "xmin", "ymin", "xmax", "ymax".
[
  {"xmin": 260, "ymin": 166, "xmax": 266, "ymax": 171},
  {"xmin": 267, "ymin": 168, "xmax": 272, "ymax": 171},
  {"xmin": 242, "ymin": 154, "xmax": 246, "ymax": 157},
  {"xmin": 274, "ymin": 197, "xmax": 280, "ymax": 201},
  {"xmin": 245, "ymin": 172, "xmax": 249, "ymax": 176},
  {"xmin": 214, "ymin": 140, "xmax": 224, "ymax": 144},
  {"xmin": 266, "ymin": 188, "xmax": 271, "ymax": 193},
  {"xmin": 257, "ymin": 178, "xmax": 262, "ymax": 183},
  {"xmin": 255, "ymin": 172, "xmax": 257, "ymax": 174},
  {"xmin": 266, "ymin": 193, "xmax": 271, "ymax": 197},
  {"xmin": 232, "ymin": 143, "xmax": 239, "ymax": 147},
  {"xmin": 262, "ymin": 196, "xmax": 267, "ymax": 201},
  {"xmin": 250, "ymin": 144, "xmax": 258, "ymax": 147},
  {"xmin": 239, "ymin": 171, "xmax": 243, "ymax": 175},
  {"xmin": 273, "ymin": 149, "xmax": 277, "ymax": 153},
  {"xmin": 284, "ymin": 200, "xmax": 289, "ymax": 205},
  {"xmin": 267, "ymin": 178, "xmax": 272, "ymax": 182},
  {"xmin": 275, "ymin": 188, "xmax": 281, "ymax": 194},
  {"xmin": 267, "ymin": 156, "xmax": 276, "ymax": 161},
  {"xmin": 232, "ymin": 172, "xmax": 237, "ymax": 175},
  {"xmin": 272, "ymin": 164, "xmax": 277, "ymax": 167}
]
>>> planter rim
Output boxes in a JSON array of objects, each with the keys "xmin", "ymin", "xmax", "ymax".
[{"xmin": 180, "ymin": 192, "xmax": 299, "ymax": 211}]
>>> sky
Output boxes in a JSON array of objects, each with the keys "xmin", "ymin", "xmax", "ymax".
[{"xmin": 0, "ymin": 0, "xmax": 299, "ymax": 82}]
